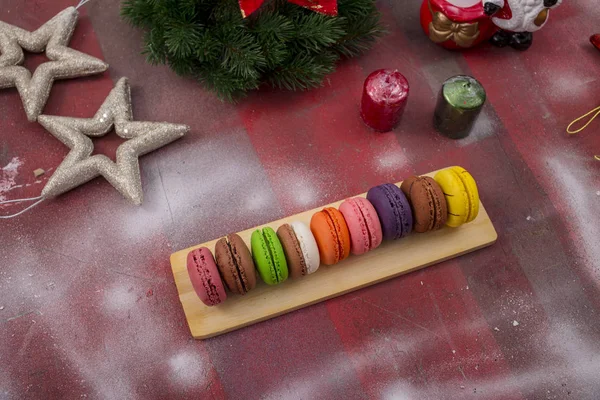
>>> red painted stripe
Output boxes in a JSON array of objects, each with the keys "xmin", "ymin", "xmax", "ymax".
[
  {"xmin": 326, "ymin": 259, "xmax": 525, "ymax": 399},
  {"xmin": 462, "ymin": 1, "xmax": 600, "ymax": 298},
  {"xmin": 239, "ymin": 60, "xmax": 412, "ymax": 216},
  {"xmin": 0, "ymin": 4, "xmax": 230, "ymax": 398}
]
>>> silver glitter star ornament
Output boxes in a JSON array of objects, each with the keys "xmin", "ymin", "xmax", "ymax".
[
  {"xmin": 38, "ymin": 77, "xmax": 189, "ymax": 205},
  {"xmin": 0, "ymin": 7, "xmax": 108, "ymax": 121}
]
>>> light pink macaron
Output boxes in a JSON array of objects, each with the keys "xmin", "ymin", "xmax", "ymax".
[
  {"xmin": 339, "ymin": 197, "xmax": 383, "ymax": 255},
  {"xmin": 187, "ymin": 247, "xmax": 227, "ymax": 306}
]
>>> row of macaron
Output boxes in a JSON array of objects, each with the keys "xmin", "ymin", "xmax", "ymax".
[{"xmin": 187, "ymin": 166, "xmax": 480, "ymax": 306}]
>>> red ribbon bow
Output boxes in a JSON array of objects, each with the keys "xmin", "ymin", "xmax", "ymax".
[{"xmin": 239, "ymin": 0, "xmax": 338, "ymax": 18}]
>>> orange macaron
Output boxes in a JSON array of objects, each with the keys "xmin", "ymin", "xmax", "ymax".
[{"xmin": 310, "ymin": 207, "xmax": 351, "ymax": 265}]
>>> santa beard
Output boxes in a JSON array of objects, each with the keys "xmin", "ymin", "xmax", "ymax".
[{"xmin": 491, "ymin": 0, "xmax": 563, "ymax": 32}]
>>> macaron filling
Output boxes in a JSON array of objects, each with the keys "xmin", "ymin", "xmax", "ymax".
[
  {"xmin": 324, "ymin": 208, "xmax": 345, "ymax": 263},
  {"xmin": 357, "ymin": 203, "xmax": 373, "ymax": 249},
  {"xmin": 435, "ymin": 167, "xmax": 478, "ymax": 227},
  {"xmin": 421, "ymin": 179, "xmax": 438, "ymax": 231},
  {"xmin": 382, "ymin": 184, "xmax": 410, "ymax": 239},
  {"xmin": 191, "ymin": 251, "xmax": 222, "ymax": 305},
  {"xmin": 453, "ymin": 168, "xmax": 479, "ymax": 222},
  {"xmin": 262, "ymin": 230, "xmax": 283, "ymax": 283},
  {"xmin": 277, "ymin": 224, "xmax": 308, "ymax": 279},
  {"xmin": 446, "ymin": 169, "xmax": 470, "ymax": 221},
  {"xmin": 341, "ymin": 199, "xmax": 371, "ymax": 253},
  {"xmin": 288, "ymin": 228, "xmax": 308, "ymax": 276},
  {"xmin": 351, "ymin": 198, "xmax": 379, "ymax": 250},
  {"xmin": 294, "ymin": 232, "xmax": 313, "ymax": 273},
  {"xmin": 252, "ymin": 227, "xmax": 288, "ymax": 284},
  {"xmin": 405, "ymin": 178, "xmax": 428, "ymax": 230},
  {"xmin": 224, "ymin": 235, "xmax": 248, "ymax": 293},
  {"xmin": 290, "ymin": 222, "xmax": 320, "ymax": 274},
  {"xmin": 424, "ymin": 178, "xmax": 445, "ymax": 230},
  {"xmin": 402, "ymin": 176, "xmax": 448, "ymax": 232}
]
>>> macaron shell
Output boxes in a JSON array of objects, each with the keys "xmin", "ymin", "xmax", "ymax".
[
  {"xmin": 402, "ymin": 176, "xmax": 448, "ymax": 232},
  {"xmin": 310, "ymin": 211, "xmax": 337, "ymax": 265},
  {"xmin": 230, "ymin": 233, "xmax": 258, "ymax": 291},
  {"xmin": 290, "ymin": 221, "xmax": 320, "ymax": 274},
  {"xmin": 214, "ymin": 237, "xmax": 241, "ymax": 293},
  {"xmin": 310, "ymin": 208, "xmax": 351, "ymax": 265},
  {"xmin": 367, "ymin": 185, "xmax": 398, "ymax": 240},
  {"xmin": 450, "ymin": 166, "xmax": 479, "ymax": 223},
  {"xmin": 400, "ymin": 175, "xmax": 418, "ymax": 200},
  {"xmin": 435, "ymin": 169, "xmax": 470, "ymax": 227},
  {"xmin": 339, "ymin": 199, "xmax": 369, "ymax": 255},
  {"xmin": 359, "ymin": 199, "xmax": 383, "ymax": 250},
  {"xmin": 423, "ymin": 176, "xmax": 448, "ymax": 229},
  {"xmin": 186, "ymin": 247, "xmax": 227, "ymax": 306},
  {"xmin": 251, "ymin": 227, "xmax": 289, "ymax": 285},
  {"xmin": 251, "ymin": 229, "xmax": 276, "ymax": 284},
  {"xmin": 383, "ymin": 184, "xmax": 413, "ymax": 238},
  {"xmin": 325, "ymin": 207, "xmax": 351, "ymax": 263},
  {"xmin": 277, "ymin": 224, "xmax": 307, "ymax": 279},
  {"xmin": 339, "ymin": 198, "xmax": 382, "ymax": 255},
  {"xmin": 264, "ymin": 227, "xmax": 289, "ymax": 282},
  {"xmin": 401, "ymin": 176, "xmax": 434, "ymax": 233},
  {"xmin": 367, "ymin": 184, "xmax": 413, "ymax": 240},
  {"xmin": 215, "ymin": 234, "xmax": 256, "ymax": 295}
]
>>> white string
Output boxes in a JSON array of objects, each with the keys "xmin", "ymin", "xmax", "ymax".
[
  {"xmin": 0, "ymin": 197, "xmax": 45, "ymax": 219},
  {"xmin": 0, "ymin": 195, "xmax": 43, "ymax": 205},
  {"xmin": 76, "ymin": 0, "xmax": 92, "ymax": 9}
]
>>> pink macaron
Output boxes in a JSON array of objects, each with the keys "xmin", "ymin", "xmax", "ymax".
[
  {"xmin": 187, "ymin": 247, "xmax": 227, "ymax": 306},
  {"xmin": 339, "ymin": 197, "xmax": 383, "ymax": 255}
]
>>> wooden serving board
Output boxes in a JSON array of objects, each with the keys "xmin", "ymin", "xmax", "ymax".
[{"xmin": 170, "ymin": 170, "xmax": 498, "ymax": 339}]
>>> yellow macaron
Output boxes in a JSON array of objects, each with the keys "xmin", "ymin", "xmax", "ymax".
[{"xmin": 434, "ymin": 166, "xmax": 479, "ymax": 227}]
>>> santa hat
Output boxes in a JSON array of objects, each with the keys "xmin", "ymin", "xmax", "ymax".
[{"xmin": 491, "ymin": 0, "xmax": 558, "ymax": 33}]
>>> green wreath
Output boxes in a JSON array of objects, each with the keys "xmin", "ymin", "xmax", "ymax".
[{"xmin": 122, "ymin": 0, "xmax": 384, "ymax": 101}]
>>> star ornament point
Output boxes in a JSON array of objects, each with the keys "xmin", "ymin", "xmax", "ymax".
[
  {"xmin": 38, "ymin": 78, "xmax": 189, "ymax": 205},
  {"xmin": 0, "ymin": 7, "xmax": 109, "ymax": 121}
]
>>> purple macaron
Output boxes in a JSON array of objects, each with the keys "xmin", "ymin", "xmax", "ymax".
[{"xmin": 366, "ymin": 183, "xmax": 413, "ymax": 240}]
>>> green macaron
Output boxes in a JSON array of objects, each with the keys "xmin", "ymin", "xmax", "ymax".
[{"xmin": 251, "ymin": 227, "xmax": 289, "ymax": 285}]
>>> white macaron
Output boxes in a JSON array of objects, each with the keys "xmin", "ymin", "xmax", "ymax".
[{"xmin": 290, "ymin": 221, "xmax": 320, "ymax": 275}]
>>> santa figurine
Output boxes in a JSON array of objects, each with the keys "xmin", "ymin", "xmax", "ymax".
[
  {"xmin": 487, "ymin": 0, "xmax": 563, "ymax": 50},
  {"xmin": 420, "ymin": 0, "xmax": 563, "ymax": 50}
]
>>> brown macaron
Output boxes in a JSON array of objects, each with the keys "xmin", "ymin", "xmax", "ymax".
[
  {"xmin": 401, "ymin": 176, "xmax": 448, "ymax": 233},
  {"xmin": 276, "ymin": 224, "xmax": 307, "ymax": 279},
  {"xmin": 214, "ymin": 233, "xmax": 257, "ymax": 295}
]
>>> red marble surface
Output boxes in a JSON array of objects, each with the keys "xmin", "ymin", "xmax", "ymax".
[{"xmin": 1, "ymin": 0, "xmax": 599, "ymax": 399}]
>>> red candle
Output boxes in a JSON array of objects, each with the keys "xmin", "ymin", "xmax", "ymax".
[
  {"xmin": 591, "ymin": 34, "xmax": 600, "ymax": 51},
  {"xmin": 360, "ymin": 69, "xmax": 409, "ymax": 132}
]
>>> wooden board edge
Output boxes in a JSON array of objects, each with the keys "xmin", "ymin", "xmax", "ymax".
[
  {"xmin": 169, "ymin": 170, "xmax": 499, "ymax": 340},
  {"xmin": 189, "ymin": 234, "xmax": 497, "ymax": 339}
]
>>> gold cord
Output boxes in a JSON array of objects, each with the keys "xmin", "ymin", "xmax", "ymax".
[
  {"xmin": 566, "ymin": 106, "xmax": 600, "ymax": 160},
  {"xmin": 567, "ymin": 105, "xmax": 600, "ymax": 134}
]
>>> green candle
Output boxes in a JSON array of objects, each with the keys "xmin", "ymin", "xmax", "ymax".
[{"xmin": 434, "ymin": 75, "xmax": 486, "ymax": 139}]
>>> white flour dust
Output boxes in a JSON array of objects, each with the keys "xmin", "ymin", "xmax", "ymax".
[{"xmin": 0, "ymin": 157, "xmax": 23, "ymax": 201}]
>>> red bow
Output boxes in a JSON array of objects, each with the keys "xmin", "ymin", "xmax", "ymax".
[{"xmin": 239, "ymin": 0, "xmax": 338, "ymax": 18}]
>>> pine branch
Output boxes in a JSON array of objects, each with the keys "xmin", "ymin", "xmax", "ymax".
[
  {"xmin": 250, "ymin": 13, "xmax": 295, "ymax": 42},
  {"xmin": 198, "ymin": 65, "xmax": 260, "ymax": 101},
  {"xmin": 290, "ymin": 13, "xmax": 346, "ymax": 52},
  {"xmin": 337, "ymin": 0, "xmax": 378, "ymax": 18},
  {"xmin": 267, "ymin": 51, "xmax": 338, "ymax": 90},
  {"xmin": 142, "ymin": 27, "xmax": 168, "ymax": 65},
  {"xmin": 167, "ymin": 54, "xmax": 198, "ymax": 76},
  {"xmin": 121, "ymin": 0, "xmax": 156, "ymax": 27},
  {"xmin": 164, "ymin": 21, "xmax": 204, "ymax": 58},
  {"xmin": 251, "ymin": 13, "xmax": 294, "ymax": 68},
  {"xmin": 220, "ymin": 30, "xmax": 266, "ymax": 79},
  {"xmin": 122, "ymin": 0, "xmax": 385, "ymax": 101},
  {"xmin": 334, "ymin": 14, "xmax": 385, "ymax": 57},
  {"xmin": 194, "ymin": 31, "xmax": 222, "ymax": 63}
]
